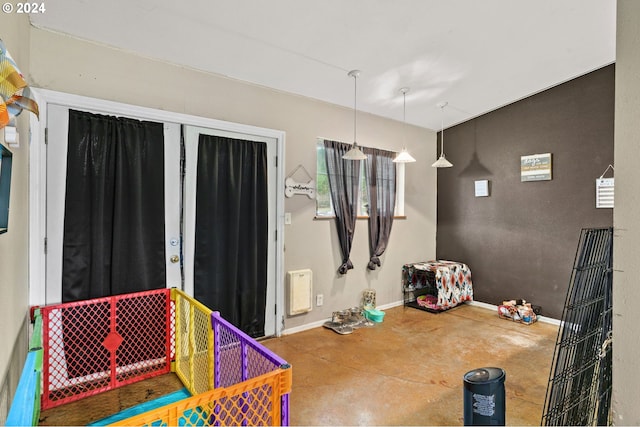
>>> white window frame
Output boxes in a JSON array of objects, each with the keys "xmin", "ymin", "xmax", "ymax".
[{"xmin": 315, "ymin": 138, "xmax": 406, "ymax": 218}]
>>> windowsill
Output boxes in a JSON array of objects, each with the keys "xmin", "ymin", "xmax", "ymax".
[{"xmin": 314, "ymin": 215, "xmax": 407, "ymax": 220}]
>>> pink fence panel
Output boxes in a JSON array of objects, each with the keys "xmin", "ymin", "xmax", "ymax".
[{"xmin": 40, "ymin": 289, "xmax": 173, "ymax": 410}]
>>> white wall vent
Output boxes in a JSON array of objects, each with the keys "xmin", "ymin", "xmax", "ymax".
[{"xmin": 287, "ymin": 269, "xmax": 312, "ymax": 315}]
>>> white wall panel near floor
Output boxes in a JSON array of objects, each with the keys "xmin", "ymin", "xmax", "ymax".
[{"xmin": 287, "ymin": 269, "xmax": 313, "ymax": 315}]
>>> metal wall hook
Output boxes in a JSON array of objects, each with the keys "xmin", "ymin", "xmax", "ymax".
[
  {"xmin": 286, "ymin": 164, "xmax": 313, "ymax": 181},
  {"xmin": 599, "ymin": 164, "xmax": 614, "ymax": 179}
]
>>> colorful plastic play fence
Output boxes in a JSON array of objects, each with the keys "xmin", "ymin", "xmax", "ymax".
[
  {"xmin": 5, "ymin": 308, "xmax": 43, "ymax": 426},
  {"xmin": 7, "ymin": 288, "xmax": 291, "ymax": 426}
]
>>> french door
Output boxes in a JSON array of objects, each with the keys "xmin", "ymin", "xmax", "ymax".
[
  {"xmin": 183, "ymin": 126, "xmax": 277, "ymax": 338},
  {"xmin": 44, "ymin": 104, "xmax": 182, "ymax": 303},
  {"xmin": 34, "ymin": 92, "xmax": 282, "ymax": 338}
]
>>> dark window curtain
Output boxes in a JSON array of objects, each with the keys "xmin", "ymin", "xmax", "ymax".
[
  {"xmin": 324, "ymin": 139, "xmax": 361, "ymax": 274},
  {"xmin": 63, "ymin": 109, "xmax": 166, "ymax": 302},
  {"xmin": 62, "ymin": 109, "xmax": 166, "ymax": 378},
  {"xmin": 362, "ymin": 147, "xmax": 396, "ymax": 270},
  {"xmin": 194, "ymin": 134, "xmax": 268, "ymax": 338}
]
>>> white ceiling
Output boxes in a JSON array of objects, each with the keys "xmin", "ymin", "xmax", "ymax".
[{"xmin": 29, "ymin": 0, "xmax": 616, "ymax": 131}]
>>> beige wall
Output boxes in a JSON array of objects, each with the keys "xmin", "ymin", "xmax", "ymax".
[
  {"xmin": 27, "ymin": 28, "xmax": 437, "ymax": 331},
  {"xmin": 0, "ymin": 12, "xmax": 31, "ymax": 390},
  {"xmin": 613, "ymin": 1, "xmax": 640, "ymax": 424}
]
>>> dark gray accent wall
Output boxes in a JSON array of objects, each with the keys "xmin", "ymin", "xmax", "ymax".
[{"xmin": 436, "ymin": 65, "xmax": 614, "ymax": 320}]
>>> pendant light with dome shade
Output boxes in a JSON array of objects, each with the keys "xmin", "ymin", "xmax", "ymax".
[
  {"xmin": 342, "ymin": 70, "xmax": 368, "ymax": 161},
  {"xmin": 393, "ymin": 87, "xmax": 417, "ymax": 163},
  {"xmin": 432, "ymin": 101, "xmax": 453, "ymax": 168}
]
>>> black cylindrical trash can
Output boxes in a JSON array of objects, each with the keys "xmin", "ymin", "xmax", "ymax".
[{"xmin": 463, "ymin": 367, "xmax": 506, "ymax": 426}]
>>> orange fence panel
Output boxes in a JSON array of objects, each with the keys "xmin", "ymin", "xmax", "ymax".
[{"xmin": 110, "ymin": 367, "xmax": 292, "ymax": 426}]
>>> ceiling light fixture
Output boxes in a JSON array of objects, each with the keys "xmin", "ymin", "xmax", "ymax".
[
  {"xmin": 432, "ymin": 101, "xmax": 453, "ymax": 168},
  {"xmin": 393, "ymin": 87, "xmax": 417, "ymax": 163},
  {"xmin": 342, "ymin": 70, "xmax": 367, "ymax": 161}
]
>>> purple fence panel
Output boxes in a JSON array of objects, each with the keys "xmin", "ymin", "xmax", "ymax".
[
  {"xmin": 282, "ymin": 394, "xmax": 290, "ymax": 426},
  {"xmin": 211, "ymin": 312, "xmax": 290, "ymax": 426}
]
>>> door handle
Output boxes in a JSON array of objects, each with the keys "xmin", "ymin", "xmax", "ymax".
[{"xmin": 170, "ymin": 255, "xmax": 180, "ymax": 264}]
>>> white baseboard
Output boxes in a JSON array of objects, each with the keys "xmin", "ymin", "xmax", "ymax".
[
  {"xmin": 467, "ymin": 300, "xmax": 562, "ymax": 326},
  {"xmin": 466, "ymin": 300, "xmax": 497, "ymax": 311},
  {"xmin": 282, "ymin": 299, "xmax": 561, "ymax": 336},
  {"xmin": 376, "ymin": 299, "xmax": 405, "ymax": 311},
  {"xmin": 282, "ymin": 299, "xmax": 404, "ymax": 335},
  {"xmin": 282, "ymin": 318, "xmax": 329, "ymax": 335}
]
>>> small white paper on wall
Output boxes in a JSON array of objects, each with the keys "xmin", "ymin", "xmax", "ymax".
[
  {"xmin": 596, "ymin": 178, "xmax": 614, "ymax": 208},
  {"xmin": 474, "ymin": 180, "xmax": 489, "ymax": 197}
]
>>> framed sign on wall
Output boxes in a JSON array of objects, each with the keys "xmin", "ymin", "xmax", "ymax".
[
  {"xmin": 521, "ymin": 153, "xmax": 552, "ymax": 182},
  {"xmin": 596, "ymin": 178, "xmax": 614, "ymax": 208}
]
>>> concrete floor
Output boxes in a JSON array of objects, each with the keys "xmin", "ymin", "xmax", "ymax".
[{"xmin": 262, "ymin": 303, "xmax": 559, "ymax": 426}]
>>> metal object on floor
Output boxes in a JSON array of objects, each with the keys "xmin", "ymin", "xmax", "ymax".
[
  {"xmin": 463, "ymin": 367, "xmax": 506, "ymax": 426},
  {"xmin": 322, "ymin": 322, "xmax": 354, "ymax": 335},
  {"xmin": 323, "ymin": 307, "xmax": 375, "ymax": 334},
  {"xmin": 541, "ymin": 227, "xmax": 613, "ymax": 426}
]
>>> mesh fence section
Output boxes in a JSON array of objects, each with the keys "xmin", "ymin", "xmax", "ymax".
[
  {"xmin": 172, "ymin": 289, "xmax": 214, "ymax": 396},
  {"xmin": 212, "ymin": 313, "xmax": 285, "ymax": 389},
  {"xmin": 115, "ymin": 291, "xmax": 171, "ymax": 382},
  {"xmin": 175, "ymin": 291, "xmax": 191, "ymax": 384},
  {"xmin": 216, "ymin": 325, "xmax": 243, "ymax": 388},
  {"xmin": 247, "ymin": 345, "xmax": 282, "ymax": 379},
  {"xmin": 111, "ymin": 368, "xmax": 292, "ymax": 427},
  {"xmin": 40, "ymin": 289, "xmax": 172, "ymax": 410},
  {"xmin": 211, "ymin": 312, "xmax": 291, "ymax": 426},
  {"xmin": 42, "ymin": 298, "xmax": 111, "ymax": 409},
  {"xmin": 170, "ymin": 297, "xmax": 176, "ymax": 361}
]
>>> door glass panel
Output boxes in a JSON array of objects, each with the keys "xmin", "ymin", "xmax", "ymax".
[
  {"xmin": 45, "ymin": 105, "xmax": 181, "ymax": 304},
  {"xmin": 183, "ymin": 125, "xmax": 277, "ymax": 338}
]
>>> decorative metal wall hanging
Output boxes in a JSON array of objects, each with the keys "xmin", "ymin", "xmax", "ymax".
[{"xmin": 285, "ymin": 164, "xmax": 315, "ymax": 198}]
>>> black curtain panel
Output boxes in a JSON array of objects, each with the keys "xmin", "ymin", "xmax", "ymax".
[
  {"xmin": 194, "ymin": 134, "xmax": 268, "ymax": 338},
  {"xmin": 62, "ymin": 109, "xmax": 166, "ymax": 378},
  {"xmin": 324, "ymin": 139, "xmax": 362, "ymax": 274},
  {"xmin": 63, "ymin": 110, "xmax": 166, "ymax": 302},
  {"xmin": 363, "ymin": 147, "xmax": 396, "ymax": 270}
]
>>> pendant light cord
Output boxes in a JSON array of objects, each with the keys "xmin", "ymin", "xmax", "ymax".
[
  {"xmin": 403, "ymin": 90, "xmax": 406, "ymax": 123},
  {"xmin": 440, "ymin": 104, "xmax": 445, "ymax": 155},
  {"xmin": 403, "ymin": 89, "xmax": 407, "ymax": 147},
  {"xmin": 432, "ymin": 101, "xmax": 452, "ymax": 167},
  {"xmin": 353, "ymin": 73, "xmax": 357, "ymax": 144}
]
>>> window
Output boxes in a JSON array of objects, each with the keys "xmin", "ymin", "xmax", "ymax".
[
  {"xmin": 315, "ymin": 139, "xmax": 406, "ymax": 218},
  {"xmin": 315, "ymin": 142, "xmax": 333, "ymax": 217}
]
